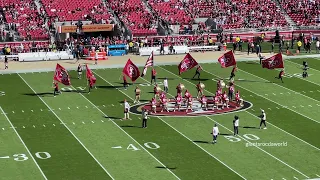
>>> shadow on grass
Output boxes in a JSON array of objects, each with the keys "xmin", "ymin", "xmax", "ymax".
[
  {"xmin": 183, "ymin": 78, "xmax": 210, "ymax": 81},
  {"xmin": 243, "ymin": 126, "xmax": 259, "ymax": 129},
  {"xmin": 105, "ymin": 116, "xmax": 122, "ymax": 120},
  {"xmin": 23, "ymin": 92, "xmax": 53, "ymax": 96},
  {"xmin": 120, "ymin": 125, "xmax": 140, "ymax": 128},
  {"xmin": 219, "ymin": 133, "xmax": 234, "ymax": 136},
  {"xmin": 96, "ymin": 85, "xmax": 123, "ymax": 89},
  {"xmin": 157, "ymin": 77, "xmax": 175, "ymax": 80},
  {"xmin": 193, "ymin": 140, "xmax": 209, "ymax": 144}
]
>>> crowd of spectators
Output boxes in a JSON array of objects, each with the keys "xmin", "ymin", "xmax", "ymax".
[
  {"xmin": 0, "ymin": 0, "xmax": 49, "ymax": 40},
  {"xmin": 279, "ymin": 0, "xmax": 320, "ymax": 26},
  {"xmin": 108, "ymin": 0, "xmax": 158, "ymax": 36}
]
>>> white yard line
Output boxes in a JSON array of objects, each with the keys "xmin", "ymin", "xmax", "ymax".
[
  {"xmin": 157, "ymin": 66, "xmax": 320, "ymax": 151},
  {"xmin": 17, "ymin": 73, "xmax": 115, "ymax": 180},
  {"xmin": 0, "ymin": 106, "xmax": 48, "ymax": 180},
  {"xmin": 237, "ymin": 68, "xmax": 320, "ymax": 103},
  {"xmin": 71, "ymin": 84, "xmax": 181, "ymax": 180},
  {"xmin": 94, "ymin": 72, "xmax": 246, "ymax": 179},
  {"xmin": 200, "ymin": 69, "xmax": 320, "ymax": 124},
  {"xmin": 206, "ymin": 115, "xmax": 309, "ymax": 178}
]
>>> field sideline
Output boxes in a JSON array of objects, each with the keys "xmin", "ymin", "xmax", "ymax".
[{"xmin": 0, "ymin": 56, "xmax": 320, "ymax": 180}]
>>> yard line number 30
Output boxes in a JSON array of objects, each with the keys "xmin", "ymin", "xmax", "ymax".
[{"xmin": 13, "ymin": 152, "xmax": 51, "ymax": 161}]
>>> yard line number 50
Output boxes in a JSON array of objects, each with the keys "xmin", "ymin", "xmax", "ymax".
[
  {"xmin": 224, "ymin": 134, "xmax": 260, "ymax": 142},
  {"xmin": 13, "ymin": 152, "xmax": 51, "ymax": 162}
]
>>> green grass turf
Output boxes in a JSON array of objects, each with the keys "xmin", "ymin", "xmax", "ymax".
[
  {"xmin": 85, "ymin": 68, "xmax": 243, "ymax": 180},
  {"xmin": 0, "ymin": 110, "xmax": 45, "ymax": 180},
  {"xmin": 162, "ymin": 65, "xmax": 320, "ymax": 150},
  {"xmin": 19, "ymin": 72, "xmax": 180, "ymax": 180},
  {"xmin": 0, "ymin": 74, "xmax": 111, "ymax": 180},
  {"xmin": 156, "ymin": 66, "xmax": 320, "ymax": 178},
  {"xmin": 1, "ymin": 57, "xmax": 320, "ymax": 179}
]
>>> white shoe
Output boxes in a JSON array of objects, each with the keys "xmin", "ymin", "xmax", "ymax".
[{"xmin": 263, "ymin": 127, "xmax": 267, "ymax": 129}]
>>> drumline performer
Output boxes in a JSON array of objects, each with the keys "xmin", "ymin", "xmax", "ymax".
[
  {"xmin": 134, "ymin": 86, "xmax": 141, "ymax": 103},
  {"xmin": 174, "ymin": 93, "xmax": 182, "ymax": 112}
]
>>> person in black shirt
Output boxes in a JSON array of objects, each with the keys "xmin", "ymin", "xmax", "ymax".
[
  {"xmin": 247, "ymin": 42, "xmax": 250, "ymax": 55},
  {"xmin": 4, "ymin": 56, "xmax": 8, "ymax": 69}
]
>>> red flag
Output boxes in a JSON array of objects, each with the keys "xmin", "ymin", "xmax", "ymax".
[
  {"xmin": 141, "ymin": 51, "xmax": 154, "ymax": 77},
  {"xmin": 262, "ymin": 53, "xmax": 284, "ymax": 69},
  {"xmin": 178, "ymin": 53, "xmax": 198, "ymax": 75},
  {"xmin": 218, "ymin": 51, "xmax": 236, "ymax": 68},
  {"xmin": 53, "ymin": 63, "xmax": 71, "ymax": 85},
  {"xmin": 86, "ymin": 64, "xmax": 96, "ymax": 85},
  {"xmin": 123, "ymin": 59, "xmax": 140, "ymax": 82}
]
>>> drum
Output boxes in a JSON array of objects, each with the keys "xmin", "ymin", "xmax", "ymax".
[
  {"xmin": 179, "ymin": 84, "xmax": 185, "ymax": 90},
  {"xmin": 226, "ymin": 85, "xmax": 229, "ymax": 88},
  {"xmin": 220, "ymin": 82, "xmax": 226, "ymax": 88},
  {"xmin": 200, "ymin": 83, "xmax": 205, "ymax": 89}
]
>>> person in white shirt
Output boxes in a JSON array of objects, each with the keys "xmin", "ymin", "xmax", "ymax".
[
  {"xmin": 95, "ymin": 52, "xmax": 98, "ymax": 65},
  {"xmin": 163, "ymin": 77, "xmax": 168, "ymax": 93},
  {"xmin": 316, "ymin": 40, "xmax": 319, "ymax": 53},
  {"xmin": 259, "ymin": 109, "xmax": 267, "ymax": 129},
  {"xmin": 233, "ymin": 115, "xmax": 239, "ymax": 136},
  {"xmin": 141, "ymin": 107, "xmax": 148, "ymax": 128},
  {"xmin": 123, "ymin": 99, "xmax": 131, "ymax": 120},
  {"xmin": 212, "ymin": 124, "xmax": 219, "ymax": 144}
]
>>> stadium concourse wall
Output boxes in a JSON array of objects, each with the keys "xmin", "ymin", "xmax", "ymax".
[{"xmin": 1, "ymin": 51, "xmax": 319, "ymax": 74}]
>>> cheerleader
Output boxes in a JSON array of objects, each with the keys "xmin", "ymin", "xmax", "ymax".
[
  {"xmin": 134, "ymin": 86, "xmax": 141, "ymax": 103},
  {"xmin": 176, "ymin": 83, "xmax": 182, "ymax": 95},
  {"xmin": 151, "ymin": 97, "xmax": 157, "ymax": 113},
  {"xmin": 154, "ymin": 84, "xmax": 160, "ymax": 99},
  {"xmin": 222, "ymin": 91, "xmax": 229, "ymax": 109},
  {"xmin": 214, "ymin": 95, "xmax": 220, "ymax": 109},
  {"xmin": 184, "ymin": 89, "xmax": 191, "ymax": 105},
  {"xmin": 160, "ymin": 95, "xmax": 169, "ymax": 112},
  {"xmin": 174, "ymin": 93, "xmax": 182, "ymax": 112},
  {"xmin": 201, "ymin": 95, "xmax": 208, "ymax": 111},
  {"xmin": 235, "ymin": 90, "xmax": 243, "ymax": 106},
  {"xmin": 185, "ymin": 95, "xmax": 193, "ymax": 112},
  {"xmin": 196, "ymin": 81, "xmax": 204, "ymax": 98}
]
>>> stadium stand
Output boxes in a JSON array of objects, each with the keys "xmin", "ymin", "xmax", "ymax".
[
  {"xmin": 278, "ymin": 0, "xmax": 320, "ymax": 26},
  {"xmin": 147, "ymin": 0, "xmax": 193, "ymax": 25},
  {"xmin": 108, "ymin": 0, "xmax": 158, "ymax": 36},
  {"xmin": 190, "ymin": 0, "xmax": 288, "ymax": 29},
  {"xmin": 40, "ymin": 0, "xmax": 112, "ymax": 23},
  {"xmin": 0, "ymin": 0, "xmax": 49, "ymax": 40}
]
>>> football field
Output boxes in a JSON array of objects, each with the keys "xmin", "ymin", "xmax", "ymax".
[{"xmin": 0, "ymin": 57, "xmax": 320, "ymax": 180}]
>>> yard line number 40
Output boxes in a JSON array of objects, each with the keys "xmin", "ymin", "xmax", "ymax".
[
  {"xmin": 13, "ymin": 152, "xmax": 51, "ymax": 161},
  {"xmin": 127, "ymin": 142, "xmax": 160, "ymax": 151}
]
